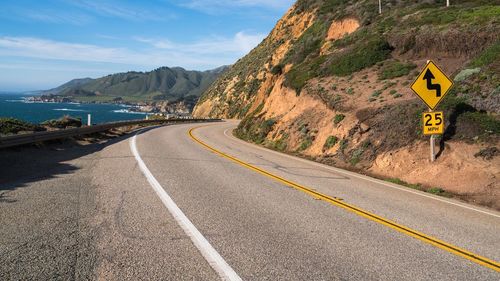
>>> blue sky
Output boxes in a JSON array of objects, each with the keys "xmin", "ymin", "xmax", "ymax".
[{"xmin": 0, "ymin": 0, "xmax": 294, "ymax": 91}]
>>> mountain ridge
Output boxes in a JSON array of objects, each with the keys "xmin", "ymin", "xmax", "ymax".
[{"xmin": 42, "ymin": 65, "xmax": 229, "ymax": 108}]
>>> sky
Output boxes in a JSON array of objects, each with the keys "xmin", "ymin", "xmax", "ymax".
[{"xmin": 0, "ymin": 0, "xmax": 294, "ymax": 91}]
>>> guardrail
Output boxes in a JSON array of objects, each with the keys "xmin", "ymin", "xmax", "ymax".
[{"xmin": 0, "ymin": 118, "xmax": 221, "ymax": 149}]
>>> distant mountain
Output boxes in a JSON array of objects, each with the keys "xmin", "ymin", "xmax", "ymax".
[
  {"xmin": 42, "ymin": 66, "xmax": 229, "ymax": 108},
  {"xmin": 43, "ymin": 78, "xmax": 94, "ymax": 95}
]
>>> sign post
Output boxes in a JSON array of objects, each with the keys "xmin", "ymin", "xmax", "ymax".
[{"xmin": 411, "ymin": 60, "xmax": 453, "ymax": 162}]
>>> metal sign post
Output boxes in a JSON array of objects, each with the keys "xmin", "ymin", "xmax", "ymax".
[{"xmin": 429, "ymin": 109, "xmax": 436, "ymax": 162}]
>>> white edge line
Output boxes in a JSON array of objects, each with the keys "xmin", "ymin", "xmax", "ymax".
[
  {"xmin": 130, "ymin": 132, "xmax": 242, "ymax": 281},
  {"xmin": 221, "ymin": 126, "xmax": 500, "ymax": 219}
]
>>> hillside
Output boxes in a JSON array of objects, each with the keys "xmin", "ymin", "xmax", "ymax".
[
  {"xmin": 194, "ymin": 0, "xmax": 500, "ymax": 208},
  {"xmin": 43, "ymin": 66, "xmax": 228, "ymax": 109},
  {"xmin": 43, "ymin": 78, "xmax": 94, "ymax": 95}
]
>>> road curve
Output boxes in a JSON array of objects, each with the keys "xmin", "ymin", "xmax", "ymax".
[
  {"xmin": 1, "ymin": 121, "xmax": 499, "ymax": 280},
  {"xmin": 134, "ymin": 121, "xmax": 499, "ymax": 280}
]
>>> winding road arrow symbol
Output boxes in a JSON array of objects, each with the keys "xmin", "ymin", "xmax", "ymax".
[{"xmin": 423, "ymin": 69, "xmax": 441, "ymax": 97}]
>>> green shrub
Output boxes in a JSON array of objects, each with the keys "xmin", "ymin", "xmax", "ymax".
[
  {"xmin": 271, "ymin": 136, "xmax": 288, "ymax": 151},
  {"xmin": 339, "ymin": 139, "xmax": 348, "ymax": 151},
  {"xmin": 285, "ymin": 67, "xmax": 311, "ymax": 94},
  {"xmin": 285, "ymin": 21, "xmax": 328, "ymax": 65},
  {"xmin": 285, "ymin": 56, "xmax": 326, "ymax": 94},
  {"xmin": 41, "ymin": 115, "xmax": 82, "ymax": 129},
  {"xmin": 324, "ymin": 136, "xmax": 338, "ymax": 149},
  {"xmin": 382, "ymin": 82, "xmax": 396, "ymax": 90},
  {"xmin": 0, "ymin": 117, "xmax": 45, "ymax": 135},
  {"xmin": 239, "ymin": 104, "xmax": 251, "ymax": 118},
  {"xmin": 386, "ymin": 178, "xmax": 406, "ymax": 185},
  {"xmin": 234, "ymin": 114, "xmax": 275, "ymax": 144},
  {"xmin": 461, "ymin": 112, "xmax": 500, "ymax": 134},
  {"xmin": 263, "ymin": 118, "xmax": 276, "ymax": 128},
  {"xmin": 379, "ymin": 61, "xmax": 416, "ymax": 80},
  {"xmin": 346, "ymin": 88, "xmax": 354, "ymax": 95},
  {"xmin": 247, "ymin": 79, "xmax": 261, "ymax": 96},
  {"xmin": 371, "ymin": 90, "xmax": 382, "ymax": 97},
  {"xmin": 334, "ymin": 114, "xmax": 345, "ymax": 124},
  {"xmin": 325, "ymin": 38, "xmax": 392, "ymax": 77},
  {"xmin": 415, "ymin": 5, "xmax": 500, "ymax": 26},
  {"xmin": 270, "ymin": 64, "xmax": 283, "ymax": 75},
  {"xmin": 299, "ymin": 123, "xmax": 309, "ymax": 135},
  {"xmin": 454, "ymin": 68, "xmax": 481, "ymax": 82},
  {"xmin": 427, "ymin": 187, "xmax": 445, "ymax": 195},
  {"xmin": 470, "ymin": 40, "xmax": 500, "ymax": 67},
  {"xmin": 350, "ymin": 148, "xmax": 364, "ymax": 165},
  {"xmin": 299, "ymin": 137, "xmax": 313, "ymax": 151},
  {"xmin": 386, "ymin": 178, "xmax": 422, "ymax": 190}
]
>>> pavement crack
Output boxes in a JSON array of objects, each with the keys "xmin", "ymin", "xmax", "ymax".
[{"xmin": 114, "ymin": 191, "xmax": 149, "ymax": 240}]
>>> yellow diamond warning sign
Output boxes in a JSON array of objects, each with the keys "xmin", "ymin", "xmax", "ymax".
[
  {"xmin": 422, "ymin": 111, "xmax": 444, "ymax": 135},
  {"xmin": 411, "ymin": 60, "xmax": 453, "ymax": 110}
]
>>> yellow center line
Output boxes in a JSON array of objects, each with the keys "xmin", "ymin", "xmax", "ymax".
[{"xmin": 188, "ymin": 125, "xmax": 500, "ymax": 272}]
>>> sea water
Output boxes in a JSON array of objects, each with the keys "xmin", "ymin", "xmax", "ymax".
[{"xmin": 0, "ymin": 93, "xmax": 148, "ymax": 124}]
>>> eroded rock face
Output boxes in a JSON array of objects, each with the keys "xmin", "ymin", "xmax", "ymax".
[
  {"xmin": 192, "ymin": 3, "xmax": 316, "ymax": 119},
  {"xmin": 326, "ymin": 18, "xmax": 360, "ymax": 41}
]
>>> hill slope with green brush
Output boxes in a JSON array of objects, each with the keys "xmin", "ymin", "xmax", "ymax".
[
  {"xmin": 194, "ymin": 0, "xmax": 500, "ymax": 209},
  {"xmin": 42, "ymin": 66, "xmax": 228, "ymax": 107}
]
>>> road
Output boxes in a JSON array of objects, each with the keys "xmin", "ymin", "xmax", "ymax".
[{"xmin": 1, "ymin": 121, "xmax": 499, "ymax": 280}]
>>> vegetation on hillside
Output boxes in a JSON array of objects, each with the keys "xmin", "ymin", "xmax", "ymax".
[
  {"xmin": 284, "ymin": 0, "xmax": 499, "ymax": 93},
  {"xmin": 197, "ymin": 0, "xmax": 500, "ymax": 118},
  {"xmin": 200, "ymin": 0, "xmax": 500, "ymax": 166},
  {"xmin": 44, "ymin": 66, "xmax": 227, "ymax": 106},
  {"xmin": 1, "ymin": 116, "xmax": 87, "ymax": 136},
  {"xmin": 222, "ymin": 0, "xmax": 497, "ymax": 129},
  {"xmin": 41, "ymin": 116, "xmax": 82, "ymax": 129},
  {"xmin": 0, "ymin": 118, "xmax": 45, "ymax": 135},
  {"xmin": 194, "ymin": 0, "xmax": 500, "ymax": 208}
]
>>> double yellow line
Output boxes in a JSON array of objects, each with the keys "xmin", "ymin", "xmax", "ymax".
[{"xmin": 188, "ymin": 126, "xmax": 500, "ymax": 272}]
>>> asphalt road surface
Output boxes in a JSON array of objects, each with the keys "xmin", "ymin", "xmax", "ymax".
[{"xmin": 1, "ymin": 121, "xmax": 499, "ymax": 280}]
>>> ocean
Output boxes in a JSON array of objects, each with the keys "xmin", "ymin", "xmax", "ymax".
[{"xmin": 0, "ymin": 93, "xmax": 149, "ymax": 124}]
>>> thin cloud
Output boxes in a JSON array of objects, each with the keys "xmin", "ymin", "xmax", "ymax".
[
  {"xmin": 134, "ymin": 31, "xmax": 265, "ymax": 55},
  {"xmin": 0, "ymin": 33, "xmax": 264, "ymax": 70},
  {"xmin": 0, "ymin": 37, "xmax": 132, "ymax": 64},
  {"xmin": 67, "ymin": 0, "xmax": 176, "ymax": 21}
]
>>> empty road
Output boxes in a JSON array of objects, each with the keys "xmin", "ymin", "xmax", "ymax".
[{"xmin": 1, "ymin": 121, "xmax": 499, "ymax": 280}]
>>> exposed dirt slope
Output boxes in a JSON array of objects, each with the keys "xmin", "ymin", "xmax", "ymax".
[{"xmin": 193, "ymin": 0, "xmax": 500, "ymax": 209}]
